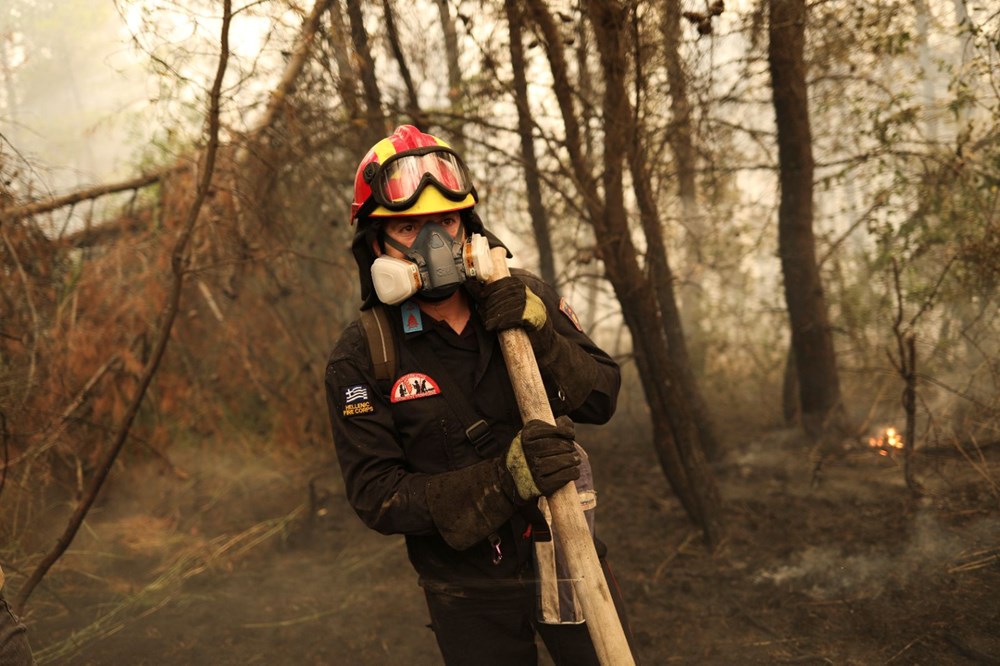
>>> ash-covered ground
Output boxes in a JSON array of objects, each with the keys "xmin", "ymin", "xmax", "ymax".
[{"xmin": 21, "ymin": 410, "xmax": 1000, "ymax": 665}]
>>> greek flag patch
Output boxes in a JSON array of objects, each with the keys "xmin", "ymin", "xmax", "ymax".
[{"xmin": 342, "ymin": 384, "xmax": 374, "ymax": 417}]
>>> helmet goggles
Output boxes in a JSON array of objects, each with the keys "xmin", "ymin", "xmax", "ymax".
[{"xmin": 366, "ymin": 146, "xmax": 474, "ymax": 215}]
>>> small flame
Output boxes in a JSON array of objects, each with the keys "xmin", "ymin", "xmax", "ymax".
[{"xmin": 868, "ymin": 427, "xmax": 904, "ymax": 452}]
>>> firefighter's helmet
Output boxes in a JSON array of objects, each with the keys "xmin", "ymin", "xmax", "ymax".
[
  {"xmin": 351, "ymin": 125, "xmax": 478, "ymax": 222},
  {"xmin": 349, "ymin": 126, "xmax": 506, "ymax": 309}
]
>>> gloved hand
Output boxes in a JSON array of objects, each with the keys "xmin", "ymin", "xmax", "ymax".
[
  {"xmin": 472, "ymin": 276, "xmax": 600, "ymax": 414},
  {"xmin": 477, "ymin": 277, "xmax": 549, "ymax": 334},
  {"xmin": 425, "ymin": 417, "xmax": 581, "ymax": 550},
  {"xmin": 476, "ymin": 276, "xmax": 562, "ymax": 362},
  {"xmin": 505, "ymin": 416, "xmax": 581, "ymax": 501}
]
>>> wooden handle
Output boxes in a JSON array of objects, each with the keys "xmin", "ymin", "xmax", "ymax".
[{"xmin": 488, "ymin": 247, "xmax": 635, "ymax": 666}]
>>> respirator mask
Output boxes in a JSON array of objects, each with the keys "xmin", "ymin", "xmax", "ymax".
[{"xmin": 370, "ymin": 223, "xmax": 494, "ymax": 306}]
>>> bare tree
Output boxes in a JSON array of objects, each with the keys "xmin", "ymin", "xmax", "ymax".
[
  {"xmin": 660, "ymin": 0, "xmax": 708, "ymax": 376},
  {"xmin": 382, "ymin": 0, "xmax": 424, "ymax": 127},
  {"xmin": 528, "ymin": 0, "xmax": 724, "ymax": 546},
  {"xmin": 324, "ymin": 0, "xmax": 362, "ymax": 127},
  {"xmin": 433, "ymin": 0, "xmax": 466, "ymax": 153},
  {"xmin": 623, "ymin": 35, "xmax": 721, "ymax": 462},
  {"xmin": 504, "ymin": 0, "xmax": 557, "ymax": 286},
  {"xmin": 768, "ymin": 0, "xmax": 845, "ymax": 436},
  {"xmin": 345, "ymin": 0, "xmax": 388, "ymax": 141}
]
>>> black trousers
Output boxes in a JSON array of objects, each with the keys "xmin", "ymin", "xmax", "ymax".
[{"xmin": 422, "ymin": 557, "xmax": 634, "ymax": 666}]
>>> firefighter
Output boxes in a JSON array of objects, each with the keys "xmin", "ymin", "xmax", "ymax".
[{"xmin": 325, "ymin": 125, "xmax": 630, "ymax": 665}]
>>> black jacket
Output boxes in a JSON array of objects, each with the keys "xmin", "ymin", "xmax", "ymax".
[{"xmin": 325, "ymin": 271, "xmax": 620, "ymax": 592}]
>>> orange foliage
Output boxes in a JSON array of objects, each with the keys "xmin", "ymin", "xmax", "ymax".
[{"xmin": 2, "ymin": 149, "xmax": 356, "ymax": 509}]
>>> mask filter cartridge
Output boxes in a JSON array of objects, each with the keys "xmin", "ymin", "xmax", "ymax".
[{"xmin": 370, "ymin": 256, "xmax": 422, "ymax": 306}]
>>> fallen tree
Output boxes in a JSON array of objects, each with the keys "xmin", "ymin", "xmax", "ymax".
[{"xmin": 0, "ymin": 169, "xmax": 178, "ymax": 224}]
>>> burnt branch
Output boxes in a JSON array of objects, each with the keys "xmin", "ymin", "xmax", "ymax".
[{"xmin": 0, "ymin": 169, "xmax": 179, "ymax": 223}]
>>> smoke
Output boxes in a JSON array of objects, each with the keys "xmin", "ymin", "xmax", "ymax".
[{"xmin": 753, "ymin": 507, "xmax": 1000, "ymax": 600}]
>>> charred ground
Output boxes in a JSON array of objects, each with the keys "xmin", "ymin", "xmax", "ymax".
[{"xmin": 20, "ymin": 395, "xmax": 1000, "ymax": 665}]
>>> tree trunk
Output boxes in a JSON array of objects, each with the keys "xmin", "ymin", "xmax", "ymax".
[
  {"xmin": 623, "ymin": 87, "xmax": 722, "ymax": 462},
  {"xmin": 952, "ymin": 0, "xmax": 972, "ymax": 127},
  {"xmin": 528, "ymin": 0, "xmax": 724, "ymax": 546},
  {"xmin": 914, "ymin": 0, "xmax": 938, "ymax": 143},
  {"xmin": 1, "ymin": 170, "xmax": 174, "ymax": 222},
  {"xmin": 586, "ymin": 0, "xmax": 723, "ymax": 546},
  {"xmin": 504, "ymin": 0, "xmax": 557, "ymax": 286},
  {"xmin": 381, "ymin": 0, "xmax": 423, "ymax": 127},
  {"xmin": 345, "ymin": 0, "xmax": 388, "ymax": 141},
  {"xmin": 767, "ymin": 0, "xmax": 844, "ymax": 436},
  {"xmin": 433, "ymin": 0, "xmax": 466, "ymax": 154},
  {"xmin": 325, "ymin": 0, "xmax": 363, "ymax": 133},
  {"xmin": 575, "ymin": 6, "xmax": 595, "ymax": 162},
  {"xmin": 661, "ymin": 0, "xmax": 708, "ymax": 376},
  {"xmin": 781, "ymin": 345, "xmax": 799, "ymax": 426}
]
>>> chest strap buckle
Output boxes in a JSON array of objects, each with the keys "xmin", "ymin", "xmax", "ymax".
[{"xmin": 465, "ymin": 419, "xmax": 494, "ymax": 457}]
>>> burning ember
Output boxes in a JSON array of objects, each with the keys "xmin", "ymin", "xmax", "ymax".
[{"xmin": 868, "ymin": 427, "xmax": 904, "ymax": 456}]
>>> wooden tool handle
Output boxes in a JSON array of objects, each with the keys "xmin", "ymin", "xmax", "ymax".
[{"xmin": 488, "ymin": 247, "xmax": 635, "ymax": 666}]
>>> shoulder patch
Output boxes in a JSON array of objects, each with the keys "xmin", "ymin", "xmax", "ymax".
[
  {"xmin": 390, "ymin": 373, "xmax": 441, "ymax": 403},
  {"xmin": 342, "ymin": 384, "xmax": 375, "ymax": 417},
  {"xmin": 559, "ymin": 297, "xmax": 584, "ymax": 332}
]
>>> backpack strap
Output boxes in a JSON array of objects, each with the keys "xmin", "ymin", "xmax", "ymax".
[{"xmin": 359, "ymin": 305, "xmax": 396, "ymax": 384}]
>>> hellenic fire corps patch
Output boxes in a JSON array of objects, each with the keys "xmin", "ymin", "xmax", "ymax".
[
  {"xmin": 342, "ymin": 384, "xmax": 375, "ymax": 417},
  {"xmin": 559, "ymin": 297, "xmax": 584, "ymax": 332},
  {"xmin": 390, "ymin": 373, "xmax": 441, "ymax": 403}
]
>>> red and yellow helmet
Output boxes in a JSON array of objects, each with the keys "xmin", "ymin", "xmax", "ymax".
[{"xmin": 351, "ymin": 125, "xmax": 478, "ymax": 222}]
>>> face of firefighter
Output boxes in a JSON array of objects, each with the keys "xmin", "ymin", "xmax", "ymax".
[
  {"xmin": 369, "ymin": 211, "xmax": 469, "ymax": 304},
  {"xmin": 379, "ymin": 212, "xmax": 464, "ymax": 257}
]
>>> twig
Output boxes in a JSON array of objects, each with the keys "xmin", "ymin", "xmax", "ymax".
[
  {"xmin": 240, "ymin": 540, "xmax": 401, "ymax": 629},
  {"xmin": 12, "ymin": 1, "xmax": 234, "ymax": 615},
  {"xmin": 652, "ymin": 530, "xmax": 698, "ymax": 582},
  {"xmin": 948, "ymin": 550, "xmax": 1000, "ymax": 573},
  {"xmin": 240, "ymin": 591, "xmax": 366, "ymax": 628},
  {"xmin": 907, "ymin": 254, "xmax": 957, "ymax": 330},
  {"xmin": 885, "ymin": 635, "xmax": 926, "ymax": 663},
  {"xmin": 854, "ymin": 375, "xmax": 893, "ymax": 437},
  {"xmin": 776, "ymin": 656, "xmax": 833, "ymax": 665},
  {"xmin": 240, "ymin": 0, "xmax": 335, "ymax": 151},
  {"xmin": 818, "ymin": 188, "xmax": 890, "ymax": 268}
]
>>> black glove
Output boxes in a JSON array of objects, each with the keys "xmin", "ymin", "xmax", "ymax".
[
  {"xmin": 477, "ymin": 277, "xmax": 549, "ymax": 335},
  {"xmin": 474, "ymin": 277, "xmax": 600, "ymax": 413},
  {"xmin": 505, "ymin": 416, "xmax": 581, "ymax": 501},
  {"xmin": 424, "ymin": 417, "xmax": 581, "ymax": 550},
  {"xmin": 426, "ymin": 457, "xmax": 519, "ymax": 551}
]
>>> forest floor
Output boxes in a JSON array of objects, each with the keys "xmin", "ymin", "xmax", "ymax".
[{"xmin": 19, "ymin": 396, "xmax": 1000, "ymax": 665}]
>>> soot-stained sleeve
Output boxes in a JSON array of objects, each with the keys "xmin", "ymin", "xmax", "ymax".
[
  {"xmin": 325, "ymin": 321, "xmax": 436, "ymax": 536},
  {"xmin": 515, "ymin": 270, "xmax": 621, "ymax": 424}
]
